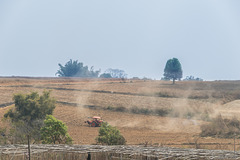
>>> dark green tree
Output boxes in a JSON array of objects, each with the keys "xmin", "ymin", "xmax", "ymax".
[
  {"xmin": 163, "ymin": 58, "xmax": 183, "ymax": 84},
  {"xmin": 56, "ymin": 59, "xmax": 100, "ymax": 77},
  {"xmin": 40, "ymin": 115, "xmax": 72, "ymax": 144},
  {"xmin": 4, "ymin": 91, "xmax": 56, "ymax": 143},
  {"xmin": 96, "ymin": 122, "xmax": 126, "ymax": 145},
  {"xmin": 99, "ymin": 73, "xmax": 112, "ymax": 78}
]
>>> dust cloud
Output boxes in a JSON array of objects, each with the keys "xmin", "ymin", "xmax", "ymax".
[
  {"xmin": 72, "ymin": 79, "xmax": 240, "ymax": 132},
  {"xmin": 75, "ymin": 79, "xmax": 102, "ymax": 118}
]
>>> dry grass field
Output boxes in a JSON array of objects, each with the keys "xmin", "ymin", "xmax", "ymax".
[{"xmin": 1, "ymin": 77, "xmax": 240, "ymax": 150}]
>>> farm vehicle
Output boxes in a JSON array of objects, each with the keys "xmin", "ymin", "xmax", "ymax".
[{"xmin": 85, "ymin": 116, "xmax": 103, "ymax": 127}]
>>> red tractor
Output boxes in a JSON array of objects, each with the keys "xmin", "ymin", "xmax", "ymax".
[{"xmin": 85, "ymin": 116, "xmax": 103, "ymax": 127}]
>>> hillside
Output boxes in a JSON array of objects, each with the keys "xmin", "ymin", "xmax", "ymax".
[{"xmin": 1, "ymin": 77, "xmax": 240, "ymax": 150}]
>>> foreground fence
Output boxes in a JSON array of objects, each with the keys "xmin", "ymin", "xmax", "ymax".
[{"xmin": 1, "ymin": 144, "xmax": 240, "ymax": 160}]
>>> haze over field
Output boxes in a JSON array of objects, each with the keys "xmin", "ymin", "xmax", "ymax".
[{"xmin": 0, "ymin": 0, "xmax": 240, "ymax": 80}]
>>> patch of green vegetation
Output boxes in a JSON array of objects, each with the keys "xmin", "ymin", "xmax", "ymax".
[
  {"xmin": 41, "ymin": 115, "xmax": 72, "ymax": 144},
  {"xmin": 96, "ymin": 122, "xmax": 126, "ymax": 145},
  {"xmin": 3, "ymin": 91, "xmax": 72, "ymax": 145}
]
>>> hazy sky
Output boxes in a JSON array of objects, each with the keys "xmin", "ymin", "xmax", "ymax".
[{"xmin": 0, "ymin": 0, "xmax": 240, "ymax": 80}]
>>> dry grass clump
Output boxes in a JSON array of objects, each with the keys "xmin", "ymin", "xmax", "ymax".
[
  {"xmin": 200, "ymin": 115, "xmax": 240, "ymax": 138},
  {"xmin": 103, "ymin": 104, "xmax": 212, "ymax": 120},
  {"xmin": 104, "ymin": 106, "xmax": 171, "ymax": 117},
  {"xmin": 220, "ymin": 91, "xmax": 240, "ymax": 104},
  {"xmin": 130, "ymin": 106, "xmax": 170, "ymax": 116}
]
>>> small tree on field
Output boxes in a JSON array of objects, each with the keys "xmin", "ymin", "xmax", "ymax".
[
  {"xmin": 163, "ymin": 58, "xmax": 183, "ymax": 84},
  {"xmin": 96, "ymin": 122, "xmax": 126, "ymax": 145},
  {"xmin": 41, "ymin": 115, "xmax": 72, "ymax": 144}
]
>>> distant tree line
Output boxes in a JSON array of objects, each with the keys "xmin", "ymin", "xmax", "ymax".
[
  {"xmin": 56, "ymin": 59, "xmax": 127, "ymax": 79},
  {"xmin": 57, "ymin": 58, "xmax": 202, "ymax": 84}
]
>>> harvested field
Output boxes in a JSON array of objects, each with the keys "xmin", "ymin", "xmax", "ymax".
[{"xmin": 1, "ymin": 77, "xmax": 240, "ymax": 151}]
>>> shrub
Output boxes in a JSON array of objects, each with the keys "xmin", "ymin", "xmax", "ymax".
[
  {"xmin": 105, "ymin": 106, "xmax": 114, "ymax": 111},
  {"xmin": 188, "ymin": 94, "xmax": 209, "ymax": 99},
  {"xmin": 4, "ymin": 91, "xmax": 56, "ymax": 143},
  {"xmin": 130, "ymin": 107, "xmax": 152, "ymax": 115},
  {"xmin": 200, "ymin": 115, "xmax": 240, "ymax": 138},
  {"xmin": 155, "ymin": 108, "xmax": 171, "ymax": 116},
  {"xmin": 115, "ymin": 106, "xmax": 127, "ymax": 112},
  {"xmin": 96, "ymin": 122, "xmax": 126, "ymax": 145},
  {"xmin": 105, "ymin": 106, "xmax": 127, "ymax": 112},
  {"xmin": 41, "ymin": 115, "xmax": 72, "ymax": 144},
  {"xmin": 157, "ymin": 92, "xmax": 176, "ymax": 98},
  {"xmin": 130, "ymin": 107, "xmax": 139, "ymax": 114}
]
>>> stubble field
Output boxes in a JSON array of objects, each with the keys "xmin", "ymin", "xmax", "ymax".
[{"xmin": 1, "ymin": 77, "xmax": 240, "ymax": 150}]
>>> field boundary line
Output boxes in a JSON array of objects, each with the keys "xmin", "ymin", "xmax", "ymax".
[
  {"xmin": 0, "ymin": 102, "xmax": 14, "ymax": 108},
  {"xmin": 5, "ymin": 85, "xmax": 178, "ymax": 99}
]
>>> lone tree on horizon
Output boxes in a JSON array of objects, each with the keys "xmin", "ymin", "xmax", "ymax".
[{"xmin": 163, "ymin": 58, "xmax": 183, "ymax": 84}]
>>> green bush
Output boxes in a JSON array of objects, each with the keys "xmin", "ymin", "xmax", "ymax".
[
  {"xmin": 4, "ymin": 91, "xmax": 56, "ymax": 143},
  {"xmin": 41, "ymin": 115, "xmax": 72, "ymax": 144},
  {"xmin": 96, "ymin": 122, "xmax": 126, "ymax": 145},
  {"xmin": 4, "ymin": 90, "xmax": 56, "ymax": 123}
]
